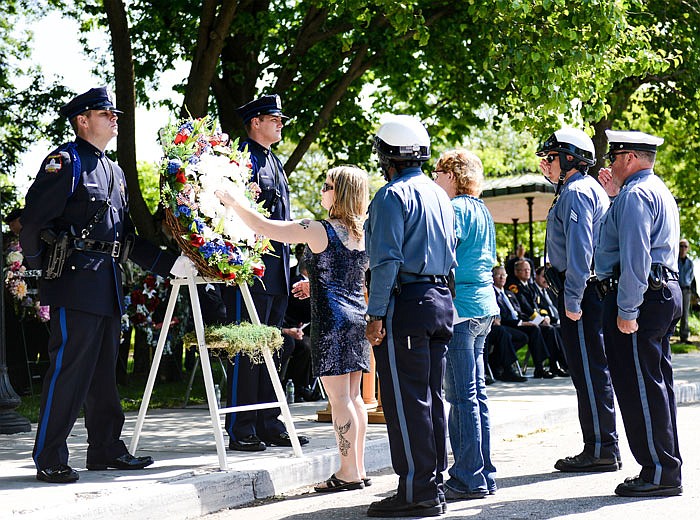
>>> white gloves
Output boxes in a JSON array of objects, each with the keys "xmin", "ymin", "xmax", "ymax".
[{"xmin": 170, "ymin": 254, "xmax": 197, "ymax": 278}]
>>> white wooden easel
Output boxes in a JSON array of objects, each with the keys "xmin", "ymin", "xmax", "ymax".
[{"xmin": 129, "ymin": 264, "xmax": 303, "ymax": 470}]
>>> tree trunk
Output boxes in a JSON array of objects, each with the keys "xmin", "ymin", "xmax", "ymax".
[
  {"xmin": 180, "ymin": 0, "xmax": 239, "ymax": 119},
  {"xmin": 103, "ymin": 0, "xmax": 159, "ymax": 242}
]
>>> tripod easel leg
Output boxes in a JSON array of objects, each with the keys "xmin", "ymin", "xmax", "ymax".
[
  {"xmin": 129, "ymin": 281, "xmax": 180, "ymax": 454},
  {"xmin": 238, "ymin": 283, "xmax": 303, "ymax": 457}
]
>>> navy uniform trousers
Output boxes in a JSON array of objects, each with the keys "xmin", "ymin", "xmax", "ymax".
[
  {"xmin": 33, "ymin": 308, "xmax": 125, "ymax": 470},
  {"xmin": 224, "ymin": 289, "xmax": 288, "ymax": 441},
  {"xmin": 603, "ymin": 280, "xmax": 683, "ymax": 486},
  {"xmin": 557, "ymin": 284, "xmax": 619, "ymax": 460},
  {"xmin": 374, "ymin": 282, "xmax": 453, "ymax": 504}
]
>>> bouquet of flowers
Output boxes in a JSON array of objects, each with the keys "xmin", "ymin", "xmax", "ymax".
[
  {"xmin": 4, "ymin": 239, "xmax": 50, "ymax": 322},
  {"xmin": 159, "ymin": 116, "xmax": 271, "ymax": 282}
]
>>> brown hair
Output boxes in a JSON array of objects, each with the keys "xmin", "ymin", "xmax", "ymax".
[
  {"xmin": 436, "ymin": 149, "xmax": 484, "ymax": 196},
  {"xmin": 326, "ymin": 165, "xmax": 369, "ymax": 241}
]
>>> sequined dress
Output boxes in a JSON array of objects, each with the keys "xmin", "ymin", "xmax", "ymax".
[{"xmin": 304, "ymin": 220, "xmax": 371, "ymax": 377}]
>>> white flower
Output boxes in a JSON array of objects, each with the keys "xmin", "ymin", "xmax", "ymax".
[
  {"xmin": 6, "ymin": 251, "xmax": 23, "ymax": 265},
  {"xmin": 223, "ymin": 208, "xmax": 256, "ymax": 243}
]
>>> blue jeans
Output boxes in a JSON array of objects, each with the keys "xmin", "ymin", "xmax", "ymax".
[{"xmin": 444, "ymin": 316, "xmax": 496, "ymax": 493}]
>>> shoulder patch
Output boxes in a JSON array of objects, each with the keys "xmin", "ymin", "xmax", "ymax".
[
  {"xmin": 570, "ymin": 209, "xmax": 578, "ymax": 223},
  {"xmin": 44, "ymin": 150, "xmax": 72, "ymax": 174},
  {"xmin": 508, "ymin": 284, "xmax": 519, "ymax": 294},
  {"xmin": 44, "ymin": 154, "xmax": 63, "ymax": 173}
]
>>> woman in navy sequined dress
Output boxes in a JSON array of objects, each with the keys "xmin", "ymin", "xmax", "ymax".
[{"xmin": 216, "ymin": 165, "xmax": 371, "ymax": 493}]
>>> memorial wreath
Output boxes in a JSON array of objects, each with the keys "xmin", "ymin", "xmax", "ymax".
[{"xmin": 159, "ymin": 116, "xmax": 271, "ymax": 283}]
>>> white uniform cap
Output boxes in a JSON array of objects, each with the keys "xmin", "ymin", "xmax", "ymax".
[{"xmin": 605, "ymin": 129, "xmax": 664, "ymax": 153}]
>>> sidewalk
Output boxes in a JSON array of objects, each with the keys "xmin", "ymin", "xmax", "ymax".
[{"xmin": 2, "ymin": 352, "xmax": 699, "ymax": 520}]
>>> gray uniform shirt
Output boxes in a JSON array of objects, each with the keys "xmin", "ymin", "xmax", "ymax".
[
  {"xmin": 594, "ymin": 168, "xmax": 679, "ymax": 320},
  {"xmin": 546, "ymin": 172, "xmax": 609, "ymax": 314}
]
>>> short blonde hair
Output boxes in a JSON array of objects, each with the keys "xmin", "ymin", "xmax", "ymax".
[
  {"xmin": 436, "ymin": 149, "xmax": 484, "ymax": 197},
  {"xmin": 327, "ymin": 165, "xmax": 370, "ymax": 241}
]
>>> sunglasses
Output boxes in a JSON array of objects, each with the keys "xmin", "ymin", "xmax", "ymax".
[
  {"xmin": 431, "ymin": 169, "xmax": 446, "ymax": 180},
  {"xmin": 321, "ymin": 182, "xmax": 334, "ymax": 192},
  {"xmin": 607, "ymin": 151, "xmax": 635, "ymax": 164},
  {"xmin": 545, "ymin": 154, "xmax": 558, "ymax": 163}
]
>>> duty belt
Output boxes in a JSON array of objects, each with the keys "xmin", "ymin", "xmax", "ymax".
[
  {"xmin": 72, "ymin": 238, "xmax": 122, "ymax": 258},
  {"xmin": 598, "ymin": 278, "xmax": 618, "ymax": 297},
  {"xmin": 397, "ymin": 272, "xmax": 449, "ymax": 285}
]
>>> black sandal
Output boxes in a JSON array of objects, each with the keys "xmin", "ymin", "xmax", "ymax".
[
  {"xmin": 363, "ymin": 477, "xmax": 372, "ymax": 487},
  {"xmin": 314, "ymin": 473, "xmax": 365, "ymax": 493}
]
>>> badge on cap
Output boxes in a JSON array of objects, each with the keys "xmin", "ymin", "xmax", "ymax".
[{"xmin": 44, "ymin": 154, "xmax": 63, "ymax": 174}]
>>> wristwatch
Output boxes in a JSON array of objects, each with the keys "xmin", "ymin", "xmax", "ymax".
[{"xmin": 365, "ymin": 314, "xmax": 384, "ymax": 323}]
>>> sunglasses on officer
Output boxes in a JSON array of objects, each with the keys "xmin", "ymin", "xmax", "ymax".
[
  {"xmin": 606, "ymin": 150, "xmax": 636, "ymax": 164},
  {"xmin": 545, "ymin": 154, "xmax": 558, "ymax": 163}
]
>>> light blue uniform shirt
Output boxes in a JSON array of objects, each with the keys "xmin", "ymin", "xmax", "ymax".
[
  {"xmin": 365, "ymin": 167, "xmax": 457, "ymax": 316},
  {"xmin": 678, "ymin": 257, "xmax": 694, "ymax": 288},
  {"xmin": 452, "ymin": 195, "xmax": 499, "ymax": 319},
  {"xmin": 546, "ymin": 172, "xmax": 609, "ymax": 314},
  {"xmin": 594, "ymin": 169, "xmax": 680, "ymax": 320}
]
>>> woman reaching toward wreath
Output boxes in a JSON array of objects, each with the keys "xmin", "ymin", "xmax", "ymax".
[{"xmin": 216, "ymin": 165, "xmax": 371, "ymax": 493}]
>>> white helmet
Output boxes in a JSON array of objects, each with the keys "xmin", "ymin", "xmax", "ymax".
[
  {"xmin": 373, "ymin": 115, "xmax": 430, "ymax": 162},
  {"xmin": 536, "ymin": 127, "xmax": 596, "ymax": 166}
]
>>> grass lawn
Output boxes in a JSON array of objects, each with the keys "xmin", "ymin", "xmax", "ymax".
[{"xmin": 15, "ymin": 360, "xmax": 227, "ymax": 424}]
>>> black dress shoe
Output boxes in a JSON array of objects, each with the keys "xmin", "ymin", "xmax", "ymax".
[
  {"xmin": 497, "ymin": 370, "xmax": 527, "ymax": 383},
  {"xmin": 86, "ymin": 453, "xmax": 154, "ymax": 470},
  {"xmin": 485, "ymin": 374, "xmax": 495, "ymax": 385},
  {"xmin": 367, "ymin": 494, "xmax": 443, "ymax": 517},
  {"xmin": 36, "ymin": 464, "xmax": 79, "ymax": 484},
  {"xmin": 555, "ymin": 452, "xmax": 619, "ymax": 472},
  {"xmin": 229, "ymin": 434, "xmax": 266, "ymax": 452},
  {"xmin": 261, "ymin": 431, "xmax": 309, "ymax": 447},
  {"xmin": 615, "ymin": 475, "xmax": 682, "ymax": 497},
  {"xmin": 551, "ymin": 367, "xmax": 570, "ymax": 377},
  {"xmin": 533, "ymin": 368, "xmax": 554, "ymax": 379}
]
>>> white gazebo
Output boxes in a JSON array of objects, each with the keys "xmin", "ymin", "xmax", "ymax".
[{"xmin": 480, "ymin": 173, "xmax": 555, "ymax": 256}]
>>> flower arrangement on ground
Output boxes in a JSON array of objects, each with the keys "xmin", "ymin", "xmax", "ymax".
[
  {"xmin": 159, "ymin": 116, "xmax": 271, "ymax": 283},
  {"xmin": 3, "ymin": 239, "xmax": 50, "ymax": 322},
  {"xmin": 122, "ymin": 262, "xmax": 191, "ymax": 355}
]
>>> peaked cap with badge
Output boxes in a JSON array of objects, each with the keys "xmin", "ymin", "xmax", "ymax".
[
  {"xmin": 605, "ymin": 129, "xmax": 664, "ymax": 155},
  {"xmin": 236, "ymin": 94, "xmax": 288, "ymax": 124},
  {"xmin": 59, "ymin": 86, "xmax": 123, "ymax": 120}
]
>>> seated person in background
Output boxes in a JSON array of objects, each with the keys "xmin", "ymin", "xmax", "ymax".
[
  {"xmin": 534, "ymin": 266, "xmax": 560, "ymax": 324},
  {"xmin": 492, "ymin": 265, "xmax": 553, "ymax": 378},
  {"xmin": 505, "ymin": 243, "xmax": 535, "ymax": 287},
  {"xmin": 486, "ymin": 320, "xmax": 527, "ymax": 383},
  {"xmin": 508, "ymin": 261, "xmax": 568, "ymax": 376}
]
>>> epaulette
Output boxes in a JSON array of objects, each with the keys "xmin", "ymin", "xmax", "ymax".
[{"xmin": 508, "ymin": 284, "xmax": 518, "ymax": 294}]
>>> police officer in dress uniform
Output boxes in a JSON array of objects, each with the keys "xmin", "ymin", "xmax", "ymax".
[
  {"xmin": 20, "ymin": 87, "xmax": 185, "ymax": 484},
  {"xmin": 223, "ymin": 94, "xmax": 309, "ymax": 452},
  {"xmin": 595, "ymin": 129, "xmax": 683, "ymax": 497},
  {"xmin": 537, "ymin": 127, "xmax": 620, "ymax": 473},
  {"xmin": 365, "ymin": 115, "xmax": 456, "ymax": 518}
]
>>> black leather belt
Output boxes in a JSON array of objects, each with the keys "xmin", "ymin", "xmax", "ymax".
[
  {"xmin": 72, "ymin": 238, "xmax": 122, "ymax": 258},
  {"xmin": 397, "ymin": 272, "xmax": 449, "ymax": 285}
]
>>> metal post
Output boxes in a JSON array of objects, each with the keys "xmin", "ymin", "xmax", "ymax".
[
  {"xmin": 511, "ymin": 218, "xmax": 519, "ymax": 257},
  {"xmin": 0, "ymin": 196, "xmax": 31, "ymax": 434},
  {"xmin": 526, "ymin": 197, "xmax": 535, "ymax": 265}
]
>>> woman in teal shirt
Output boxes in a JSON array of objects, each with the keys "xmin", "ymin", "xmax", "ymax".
[{"xmin": 433, "ymin": 149, "xmax": 500, "ymax": 501}]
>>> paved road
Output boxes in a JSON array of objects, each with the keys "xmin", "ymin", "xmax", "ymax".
[{"xmin": 207, "ymin": 404, "xmax": 700, "ymax": 520}]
